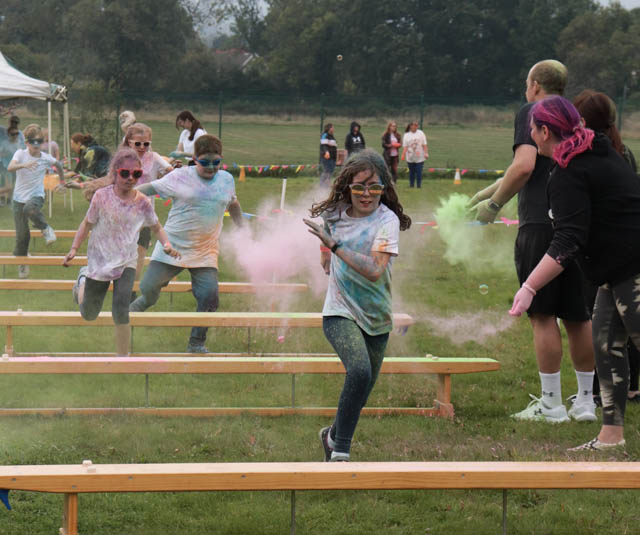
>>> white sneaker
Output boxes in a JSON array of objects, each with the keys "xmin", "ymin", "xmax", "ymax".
[
  {"xmin": 568, "ymin": 401, "xmax": 597, "ymax": 422},
  {"xmin": 42, "ymin": 225, "xmax": 56, "ymax": 245},
  {"xmin": 18, "ymin": 265, "xmax": 29, "ymax": 279},
  {"xmin": 511, "ymin": 394, "xmax": 570, "ymax": 423}
]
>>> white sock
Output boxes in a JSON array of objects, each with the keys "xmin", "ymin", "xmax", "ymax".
[
  {"xmin": 575, "ymin": 370, "xmax": 595, "ymax": 405},
  {"xmin": 539, "ymin": 371, "xmax": 562, "ymax": 407},
  {"xmin": 327, "ymin": 432, "xmax": 336, "ymax": 450}
]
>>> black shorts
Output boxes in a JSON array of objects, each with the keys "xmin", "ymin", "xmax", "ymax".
[
  {"xmin": 514, "ymin": 225, "xmax": 589, "ymax": 321},
  {"xmin": 137, "ymin": 226, "xmax": 151, "ymax": 248}
]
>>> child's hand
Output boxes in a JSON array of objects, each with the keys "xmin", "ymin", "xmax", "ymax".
[
  {"xmin": 23, "ymin": 161, "xmax": 38, "ymax": 170},
  {"xmin": 303, "ymin": 218, "xmax": 333, "ymax": 249},
  {"xmin": 323, "ymin": 152, "xmax": 330, "ymax": 159},
  {"xmin": 63, "ymin": 248, "xmax": 76, "ymax": 267},
  {"xmin": 163, "ymin": 242, "xmax": 181, "ymax": 259}
]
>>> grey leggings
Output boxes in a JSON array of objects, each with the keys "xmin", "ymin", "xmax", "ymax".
[
  {"xmin": 81, "ymin": 268, "xmax": 136, "ymax": 325},
  {"xmin": 323, "ymin": 316, "xmax": 389, "ymax": 454},
  {"xmin": 592, "ymin": 274, "xmax": 640, "ymax": 426}
]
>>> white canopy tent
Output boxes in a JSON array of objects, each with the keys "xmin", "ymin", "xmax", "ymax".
[{"xmin": 0, "ymin": 51, "xmax": 72, "ymax": 213}]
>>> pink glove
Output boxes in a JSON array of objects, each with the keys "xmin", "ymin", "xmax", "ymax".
[{"xmin": 509, "ymin": 286, "xmax": 535, "ymax": 316}]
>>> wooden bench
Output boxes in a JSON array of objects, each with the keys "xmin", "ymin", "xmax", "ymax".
[
  {"xmin": 0, "ymin": 355, "xmax": 499, "ymax": 418},
  {"xmin": 0, "ymin": 255, "xmax": 146, "ymax": 267},
  {"xmin": 0, "ymin": 278, "xmax": 308, "ymax": 294},
  {"xmin": 0, "ymin": 229, "xmax": 77, "ymax": 238},
  {"xmin": 0, "ymin": 461, "xmax": 638, "ymax": 535},
  {"xmin": 0, "ymin": 311, "xmax": 414, "ymax": 356}
]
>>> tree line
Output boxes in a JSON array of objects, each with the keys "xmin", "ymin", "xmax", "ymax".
[{"xmin": 1, "ymin": 0, "xmax": 639, "ymax": 101}]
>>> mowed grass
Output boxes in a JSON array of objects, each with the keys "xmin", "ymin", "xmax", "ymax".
[{"xmin": 0, "ymin": 119, "xmax": 639, "ymax": 533}]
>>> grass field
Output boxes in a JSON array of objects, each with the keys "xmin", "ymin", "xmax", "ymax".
[{"xmin": 0, "ymin": 118, "xmax": 639, "ymax": 533}]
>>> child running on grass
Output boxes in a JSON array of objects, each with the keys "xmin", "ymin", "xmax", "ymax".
[
  {"xmin": 8, "ymin": 123, "xmax": 65, "ymax": 278},
  {"xmin": 304, "ymin": 149, "xmax": 411, "ymax": 461},
  {"xmin": 63, "ymin": 147, "xmax": 179, "ymax": 357}
]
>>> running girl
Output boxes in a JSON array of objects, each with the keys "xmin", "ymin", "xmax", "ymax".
[
  {"xmin": 304, "ymin": 149, "xmax": 411, "ymax": 461},
  {"xmin": 63, "ymin": 147, "xmax": 178, "ymax": 357}
]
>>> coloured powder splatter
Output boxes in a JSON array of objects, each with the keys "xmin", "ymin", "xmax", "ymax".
[{"xmin": 421, "ymin": 310, "xmax": 515, "ymax": 345}]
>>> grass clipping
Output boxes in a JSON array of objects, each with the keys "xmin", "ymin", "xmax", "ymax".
[{"xmin": 434, "ymin": 193, "xmax": 515, "ymax": 275}]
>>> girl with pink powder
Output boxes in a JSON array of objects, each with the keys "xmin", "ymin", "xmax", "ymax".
[
  {"xmin": 304, "ymin": 149, "xmax": 411, "ymax": 461},
  {"xmin": 63, "ymin": 147, "xmax": 179, "ymax": 357}
]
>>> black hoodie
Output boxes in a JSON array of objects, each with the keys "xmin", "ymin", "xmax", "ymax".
[
  {"xmin": 344, "ymin": 121, "xmax": 365, "ymax": 155},
  {"xmin": 546, "ymin": 134, "xmax": 640, "ymax": 286}
]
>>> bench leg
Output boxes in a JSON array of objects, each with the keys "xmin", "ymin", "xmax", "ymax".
[
  {"xmin": 435, "ymin": 374, "xmax": 454, "ymax": 419},
  {"xmin": 4, "ymin": 326, "xmax": 13, "ymax": 356},
  {"xmin": 61, "ymin": 493, "xmax": 78, "ymax": 535}
]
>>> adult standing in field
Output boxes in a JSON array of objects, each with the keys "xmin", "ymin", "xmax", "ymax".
[
  {"xmin": 8, "ymin": 124, "xmax": 66, "ymax": 278},
  {"xmin": 469, "ymin": 60, "xmax": 595, "ymax": 423},
  {"xmin": 130, "ymin": 134, "xmax": 244, "ymax": 353},
  {"xmin": 172, "ymin": 110, "xmax": 207, "ymax": 163},
  {"xmin": 70, "ymin": 133, "xmax": 111, "ymax": 180},
  {"xmin": 63, "ymin": 147, "xmax": 178, "ymax": 358},
  {"xmin": 0, "ymin": 125, "xmax": 24, "ymax": 202},
  {"xmin": 510, "ymin": 96, "xmax": 640, "ymax": 450},
  {"xmin": 573, "ymin": 89, "xmax": 640, "ymax": 405},
  {"xmin": 319, "ymin": 123, "xmax": 338, "ymax": 187},
  {"xmin": 381, "ymin": 121, "xmax": 401, "ymax": 182},
  {"xmin": 304, "ymin": 149, "xmax": 411, "ymax": 462},
  {"xmin": 344, "ymin": 121, "xmax": 365, "ymax": 156},
  {"xmin": 401, "ymin": 120, "xmax": 428, "ymax": 188}
]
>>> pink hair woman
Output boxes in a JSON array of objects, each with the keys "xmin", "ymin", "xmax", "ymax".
[{"xmin": 510, "ymin": 95, "xmax": 640, "ymax": 451}]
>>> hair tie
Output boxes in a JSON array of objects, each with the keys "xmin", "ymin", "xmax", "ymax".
[{"xmin": 572, "ymin": 125, "xmax": 582, "ymax": 133}]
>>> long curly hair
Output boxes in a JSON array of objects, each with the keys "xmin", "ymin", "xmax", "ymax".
[{"xmin": 310, "ymin": 149, "xmax": 411, "ymax": 230}]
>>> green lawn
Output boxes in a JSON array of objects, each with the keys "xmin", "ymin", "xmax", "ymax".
[{"xmin": 0, "ymin": 120, "xmax": 639, "ymax": 533}]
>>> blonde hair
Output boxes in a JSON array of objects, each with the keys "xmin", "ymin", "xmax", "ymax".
[
  {"xmin": 119, "ymin": 110, "xmax": 137, "ymax": 131},
  {"xmin": 23, "ymin": 124, "xmax": 43, "ymax": 140}
]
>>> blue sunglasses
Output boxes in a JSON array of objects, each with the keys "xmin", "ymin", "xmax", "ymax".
[{"xmin": 196, "ymin": 158, "xmax": 221, "ymax": 168}]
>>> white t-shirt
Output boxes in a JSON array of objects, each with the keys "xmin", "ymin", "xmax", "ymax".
[
  {"xmin": 11, "ymin": 148, "xmax": 57, "ymax": 203},
  {"xmin": 402, "ymin": 130, "xmax": 428, "ymax": 163},
  {"xmin": 178, "ymin": 128, "xmax": 207, "ymax": 156},
  {"xmin": 85, "ymin": 186, "xmax": 158, "ymax": 281},
  {"xmin": 322, "ymin": 203, "xmax": 399, "ymax": 335},
  {"xmin": 139, "ymin": 151, "xmax": 171, "ymax": 185},
  {"xmin": 150, "ymin": 166, "xmax": 236, "ymax": 268}
]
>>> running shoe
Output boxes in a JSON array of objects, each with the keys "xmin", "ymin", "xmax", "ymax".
[
  {"xmin": 329, "ymin": 452, "xmax": 350, "ymax": 462},
  {"xmin": 319, "ymin": 426, "xmax": 333, "ymax": 462},
  {"xmin": 568, "ymin": 400, "xmax": 597, "ymax": 422},
  {"xmin": 42, "ymin": 225, "xmax": 56, "ymax": 245},
  {"xmin": 17, "ymin": 265, "xmax": 29, "ymax": 279},
  {"xmin": 511, "ymin": 394, "xmax": 569, "ymax": 423},
  {"xmin": 186, "ymin": 343, "xmax": 209, "ymax": 354},
  {"xmin": 568, "ymin": 437, "xmax": 626, "ymax": 451},
  {"xmin": 72, "ymin": 267, "xmax": 87, "ymax": 305}
]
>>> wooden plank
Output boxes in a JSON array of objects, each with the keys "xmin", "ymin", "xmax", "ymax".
[
  {"xmin": 62, "ymin": 493, "xmax": 78, "ymax": 535},
  {"xmin": 1, "ymin": 462, "xmax": 639, "ymax": 493},
  {"xmin": 0, "ymin": 230, "xmax": 77, "ymax": 238},
  {"xmin": 0, "ymin": 279, "xmax": 308, "ymax": 294},
  {"xmin": 0, "ymin": 256, "xmax": 151, "ymax": 267},
  {"xmin": 0, "ymin": 356, "xmax": 499, "ymax": 375},
  {"xmin": 0, "ymin": 311, "xmax": 414, "ymax": 328},
  {"xmin": 0, "ymin": 407, "xmax": 438, "ymax": 418}
]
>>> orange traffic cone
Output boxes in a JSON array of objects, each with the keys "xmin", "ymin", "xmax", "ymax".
[
  {"xmin": 453, "ymin": 168, "xmax": 461, "ymax": 185},
  {"xmin": 239, "ymin": 166, "xmax": 246, "ymax": 182}
]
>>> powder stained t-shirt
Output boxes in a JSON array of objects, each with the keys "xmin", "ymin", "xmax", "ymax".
[
  {"xmin": 322, "ymin": 203, "xmax": 399, "ymax": 335},
  {"xmin": 86, "ymin": 186, "xmax": 158, "ymax": 281},
  {"xmin": 138, "ymin": 151, "xmax": 171, "ymax": 185},
  {"xmin": 11, "ymin": 149, "xmax": 57, "ymax": 202},
  {"xmin": 150, "ymin": 166, "xmax": 236, "ymax": 268}
]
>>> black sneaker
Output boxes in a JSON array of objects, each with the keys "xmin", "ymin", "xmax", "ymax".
[
  {"xmin": 186, "ymin": 343, "xmax": 209, "ymax": 354},
  {"xmin": 319, "ymin": 426, "xmax": 333, "ymax": 462}
]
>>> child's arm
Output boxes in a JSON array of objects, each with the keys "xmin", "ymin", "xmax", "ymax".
[
  {"xmin": 136, "ymin": 183, "xmax": 158, "ymax": 196},
  {"xmin": 228, "ymin": 199, "xmax": 244, "ymax": 227},
  {"xmin": 63, "ymin": 218, "xmax": 93, "ymax": 266},
  {"xmin": 150, "ymin": 222, "xmax": 180, "ymax": 258}
]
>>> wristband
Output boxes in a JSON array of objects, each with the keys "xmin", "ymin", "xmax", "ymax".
[
  {"xmin": 330, "ymin": 241, "xmax": 341, "ymax": 254},
  {"xmin": 320, "ymin": 246, "xmax": 330, "ymax": 253},
  {"xmin": 522, "ymin": 282, "xmax": 537, "ymax": 296},
  {"xmin": 488, "ymin": 199, "xmax": 502, "ymax": 213}
]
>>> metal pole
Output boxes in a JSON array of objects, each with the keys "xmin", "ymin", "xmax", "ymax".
[
  {"xmin": 618, "ymin": 82, "xmax": 628, "ymax": 132},
  {"xmin": 420, "ymin": 93, "xmax": 425, "ymax": 130},
  {"xmin": 115, "ymin": 93, "xmax": 121, "ymax": 149},
  {"xmin": 320, "ymin": 92, "xmax": 325, "ymax": 133},
  {"xmin": 218, "ymin": 91, "xmax": 223, "ymax": 139}
]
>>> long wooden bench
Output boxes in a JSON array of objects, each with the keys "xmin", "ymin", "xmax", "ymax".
[
  {"xmin": 0, "ymin": 461, "xmax": 637, "ymax": 535},
  {"xmin": 0, "ymin": 311, "xmax": 414, "ymax": 356},
  {"xmin": 0, "ymin": 255, "xmax": 147, "ymax": 267},
  {"xmin": 0, "ymin": 278, "xmax": 308, "ymax": 294},
  {"xmin": 0, "ymin": 229, "xmax": 77, "ymax": 238},
  {"xmin": 0, "ymin": 355, "xmax": 499, "ymax": 418}
]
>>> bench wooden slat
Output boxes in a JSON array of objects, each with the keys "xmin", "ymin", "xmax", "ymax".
[
  {"xmin": 1, "ymin": 462, "xmax": 639, "ymax": 492},
  {"xmin": 0, "ymin": 256, "xmax": 149, "ymax": 266},
  {"xmin": 0, "ymin": 311, "xmax": 414, "ymax": 328},
  {"xmin": 0, "ymin": 356, "xmax": 500, "ymax": 375},
  {"xmin": 0, "ymin": 279, "xmax": 308, "ymax": 294},
  {"xmin": 0, "ymin": 230, "xmax": 77, "ymax": 238}
]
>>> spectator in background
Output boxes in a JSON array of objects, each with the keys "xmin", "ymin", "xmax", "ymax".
[
  {"xmin": 319, "ymin": 123, "xmax": 338, "ymax": 187},
  {"xmin": 172, "ymin": 110, "xmax": 207, "ymax": 163},
  {"xmin": 344, "ymin": 121, "xmax": 365, "ymax": 156},
  {"xmin": 401, "ymin": 121, "xmax": 428, "ymax": 188},
  {"xmin": 41, "ymin": 129, "xmax": 59, "ymax": 160},
  {"xmin": 70, "ymin": 133, "xmax": 111, "ymax": 180},
  {"xmin": 381, "ymin": 121, "xmax": 401, "ymax": 182},
  {"xmin": 0, "ymin": 125, "xmax": 24, "ymax": 202},
  {"xmin": 573, "ymin": 89, "xmax": 640, "ymax": 405}
]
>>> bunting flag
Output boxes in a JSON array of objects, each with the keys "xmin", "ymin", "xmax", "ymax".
[
  {"xmin": 295, "ymin": 165, "xmax": 303, "ymax": 173},
  {"xmin": 163, "ymin": 198, "xmax": 172, "ymax": 207},
  {"xmin": 238, "ymin": 166, "xmax": 246, "ymax": 182}
]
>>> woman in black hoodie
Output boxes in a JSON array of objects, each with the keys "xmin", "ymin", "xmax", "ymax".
[
  {"xmin": 510, "ymin": 95, "xmax": 640, "ymax": 452},
  {"xmin": 344, "ymin": 121, "xmax": 365, "ymax": 156}
]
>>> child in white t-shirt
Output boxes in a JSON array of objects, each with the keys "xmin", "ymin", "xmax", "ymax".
[
  {"xmin": 8, "ymin": 124, "xmax": 66, "ymax": 278},
  {"xmin": 304, "ymin": 149, "xmax": 412, "ymax": 462}
]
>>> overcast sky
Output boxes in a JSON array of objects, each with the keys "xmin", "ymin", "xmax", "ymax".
[{"xmin": 598, "ymin": 0, "xmax": 640, "ymax": 8}]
